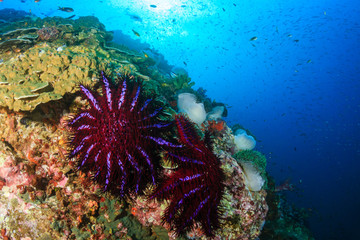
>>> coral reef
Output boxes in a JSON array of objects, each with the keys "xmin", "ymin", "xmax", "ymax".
[
  {"xmin": 0, "ymin": 13, "xmax": 313, "ymax": 240},
  {"xmin": 0, "ymin": 16, "xmax": 155, "ymax": 112}
]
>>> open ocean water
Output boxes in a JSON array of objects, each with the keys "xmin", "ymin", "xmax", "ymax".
[{"xmin": 1, "ymin": 0, "xmax": 359, "ymax": 239}]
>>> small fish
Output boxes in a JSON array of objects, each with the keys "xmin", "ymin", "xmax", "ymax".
[
  {"xmin": 128, "ymin": 14, "xmax": 142, "ymax": 22},
  {"xmin": 150, "ymin": 4, "xmax": 157, "ymax": 8},
  {"xmin": 131, "ymin": 29, "xmax": 140, "ymax": 37},
  {"xmin": 66, "ymin": 14, "xmax": 76, "ymax": 19},
  {"xmin": 287, "ymin": 34, "xmax": 293, "ymax": 37},
  {"xmin": 294, "ymin": 39, "xmax": 299, "ymax": 42},
  {"xmin": 250, "ymin": 36, "xmax": 257, "ymax": 41},
  {"xmin": 35, "ymin": 0, "xmax": 40, "ymax": 2},
  {"xmin": 58, "ymin": 7, "xmax": 74, "ymax": 12},
  {"xmin": 183, "ymin": 61, "xmax": 187, "ymax": 66},
  {"xmin": 170, "ymin": 72, "xmax": 178, "ymax": 78},
  {"xmin": 307, "ymin": 59, "xmax": 312, "ymax": 63},
  {"xmin": 143, "ymin": 52, "xmax": 149, "ymax": 58},
  {"xmin": 132, "ymin": 29, "xmax": 140, "ymax": 37}
]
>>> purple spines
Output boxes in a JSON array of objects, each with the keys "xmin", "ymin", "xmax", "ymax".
[
  {"xmin": 137, "ymin": 146, "xmax": 155, "ymax": 185},
  {"xmin": 79, "ymin": 143, "xmax": 96, "ymax": 168},
  {"xmin": 144, "ymin": 135, "xmax": 182, "ymax": 147},
  {"xmin": 101, "ymin": 73, "xmax": 113, "ymax": 111},
  {"xmin": 140, "ymin": 99, "xmax": 151, "ymax": 112},
  {"xmin": 69, "ymin": 135, "xmax": 92, "ymax": 157},
  {"xmin": 179, "ymin": 173, "xmax": 202, "ymax": 182},
  {"xmin": 167, "ymin": 185, "xmax": 204, "ymax": 220},
  {"xmin": 117, "ymin": 157, "xmax": 126, "ymax": 194},
  {"xmin": 151, "ymin": 171, "xmax": 202, "ymax": 199},
  {"xmin": 104, "ymin": 151, "xmax": 112, "ymax": 190},
  {"xmin": 140, "ymin": 107, "xmax": 162, "ymax": 121},
  {"xmin": 70, "ymin": 143, "xmax": 84, "ymax": 158},
  {"xmin": 139, "ymin": 122, "xmax": 172, "ymax": 129},
  {"xmin": 70, "ymin": 112, "xmax": 95, "ymax": 125},
  {"xmin": 130, "ymin": 86, "xmax": 141, "ymax": 112},
  {"xmin": 126, "ymin": 152, "xmax": 140, "ymax": 173},
  {"xmin": 77, "ymin": 125, "xmax": 95, "ymax": 130},
  {"xmin": 166, "ymin": 152, "xmax": 205, "ymax": 165},
  {"xmin": 176, "ymin": 116, "xmax": 203, "ymax": 153},
  {"xmin": 80, "ymin": 85, "xmax": 101, "ymax": 112},
  {"xmin": 118, "ymin": 79, "xmax": 127, "ymax": 110},
  {"xmin": 150, "ymin": 178, "xmax": 181, "ymax": 200},
  {"xmin": 94, "ymin": 150, "xmax": 101, "ymax": 163},
  {"xmin": 126, "ymin": 152, "xmax": 141, "ymax": 193}
]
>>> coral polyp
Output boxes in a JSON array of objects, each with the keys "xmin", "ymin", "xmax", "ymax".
[
  {"xmin": 151, "ymin": 114, "xmax": 225, "ymax": 237},
  {"xmin": 68, "ymin": 72, "xmax": 177, "ymax": 196}
]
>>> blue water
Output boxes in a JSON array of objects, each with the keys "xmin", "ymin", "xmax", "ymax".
[{"xmin": 1, "ymin": 0, "xmax": 359, "ymax": 239}]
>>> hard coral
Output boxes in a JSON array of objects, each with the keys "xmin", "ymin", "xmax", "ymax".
[
  {"xmin": 37, "ymin": 26, "xmax": 60, "ymax": 41},
  {"xmin": 151, "ymin": 114, "xmax": 225, "ymax": 237},
  {"xmin": 68, "ymin": 72, "xmax": 177, "ymax": 197}
]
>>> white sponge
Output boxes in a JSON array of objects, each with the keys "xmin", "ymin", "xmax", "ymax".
[
  {"xmin": 234, "ymin": 129, "xmax": 256, "ymax": 151},
  {"xmin": 240, "ymin": 161, "xmax": 265, "ymax": 191},
  {"xmin": 177, "ymin": 93, "xmax": 207, "ymax": 125},
  {"xmin": 207, "ymin": 106, "xmax": 225, "ymax": 120}
]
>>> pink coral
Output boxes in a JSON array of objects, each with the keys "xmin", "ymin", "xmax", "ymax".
[{"xmin": 0, "ymin": 156, "xmax": 31, "ymax": 191}]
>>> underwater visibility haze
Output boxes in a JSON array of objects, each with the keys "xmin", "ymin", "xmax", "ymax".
[{"xmin": 0, "ymin": 0, "xmax": 359, "ymax": 239}]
